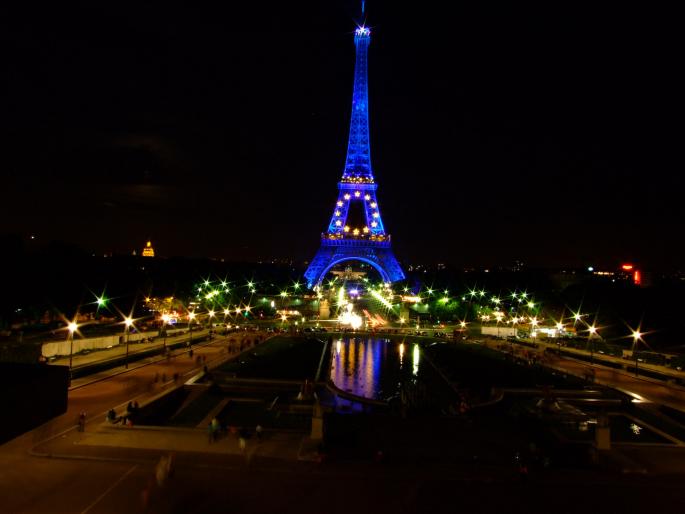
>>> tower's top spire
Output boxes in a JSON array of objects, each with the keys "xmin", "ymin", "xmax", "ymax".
[
  {"xmin": 354, "ymin": 26, "xmax": 370, "ymax": 37},
  {"xmin": 342, "ymin": 22, "xmax": 373, "ymax": 183}
]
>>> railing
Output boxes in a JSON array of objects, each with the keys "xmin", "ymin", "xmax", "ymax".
[{"xmin": 320, "ymin": 236, "xmax": 391, "ymax": 248}]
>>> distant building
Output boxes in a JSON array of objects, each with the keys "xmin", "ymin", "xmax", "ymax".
[{"xmin": 142, "ymin": 241, "xmax": 155, "ymax": 258}]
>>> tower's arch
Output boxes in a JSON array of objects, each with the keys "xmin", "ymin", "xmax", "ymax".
[{"xmin": 312, "ymin": 256, "xmax": 391, "ymax": 288}]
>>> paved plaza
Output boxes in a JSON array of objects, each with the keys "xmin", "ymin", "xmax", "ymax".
[{"xmin": 2, "ymin": 333, "xmax": 685, "ymax": 513}]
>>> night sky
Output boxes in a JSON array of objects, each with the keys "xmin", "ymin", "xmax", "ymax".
[{"xmin": 2, "ymin": 1, "xmax": 681, "ymax": 270}]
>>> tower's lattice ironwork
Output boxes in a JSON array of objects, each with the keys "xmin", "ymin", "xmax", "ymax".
[{"xmin": 305, "ymin": 26, "xmax": 404, "ymax": 288}]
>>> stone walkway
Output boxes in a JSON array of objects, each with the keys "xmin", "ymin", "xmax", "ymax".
[{"xmin": 68, "ymin": 423, "xmax": 304, "ymax": 460}]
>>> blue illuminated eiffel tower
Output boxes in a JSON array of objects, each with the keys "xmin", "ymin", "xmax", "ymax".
[{"xmin": 305, "ymin": 25, "xmax": 405, "ymax": 288}]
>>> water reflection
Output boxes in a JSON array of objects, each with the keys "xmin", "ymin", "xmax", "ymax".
[{"xmin": 331, "ymin": 337, "xmax": 418, "ymax": 400}]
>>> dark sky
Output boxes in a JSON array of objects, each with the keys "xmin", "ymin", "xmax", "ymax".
[{"xmin": 1, "ymin": 1, "xmax": 681, "ymax": 270}]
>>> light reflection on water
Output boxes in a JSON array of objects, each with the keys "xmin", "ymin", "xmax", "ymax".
[{"xmin": 331, "ymin": 337, "xmax": 417, "ymax": 400}]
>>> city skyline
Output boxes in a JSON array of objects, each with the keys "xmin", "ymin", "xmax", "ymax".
[{"xmin": 1, "ymin": 1, "xmax": 680, "ymax": 270}]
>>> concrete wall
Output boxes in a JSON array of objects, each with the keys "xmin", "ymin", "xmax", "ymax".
[
  {"xmin": 42, "ymin": 335, "xmax": 121, "ymax": 358},
  {"xmin": 41, "ymin": 328, "xmax": 187, "ymax": 358},
  {"xmin": 480, "ymin": 326, "xmax": 518, "ymax": 338}
]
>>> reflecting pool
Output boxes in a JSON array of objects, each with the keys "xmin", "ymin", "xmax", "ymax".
[{"xmin": 330, "ymin": 336, "xmax": 421, "ymax": 400}]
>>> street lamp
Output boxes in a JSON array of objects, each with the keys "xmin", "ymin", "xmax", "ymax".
[
  {"xmin": 188, "ymin": 311, "xmax": 196, "ymax": 346},
  {"xmin": 632, "ymin": 330, "xmax": 642, "ymax": 377},
  {"xmin": 556, "ymin": 322, "xmax": 564, "ymax": 354},
  {"xmin": 530, "ymin": 317, "xmax": 539, "ymax": 340},
  {"xmin": 588, "ymin": 325, "xmax": 598, "ymax": 365},
  {"xmin": 495, "ymin": 313, "xmax": 503, "ymax": 338},
  {"xmin": 207, "ymin": 310, "xmax": 216, "ymax": 340},
  {"xmin": 67, "ymin": 321, "xmax": 78, "ymax": 373},
  {"xmin": 161, "ymin": 314, "xmax": 171, "ymax": 352},
  {"xmin": 508, "ymin": 317, "xmax": 518, "ymax": 351},
  {"xmin": 124, "ymin": 317, "xmax": 133, "ymax": 369}
]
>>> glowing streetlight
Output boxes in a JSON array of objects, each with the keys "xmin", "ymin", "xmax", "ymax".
[
  {"xmin": 632, "ymin": 330, "xmax": 643, "ymax": 377},
  {"xmin": 530, "ymin": 317, "xmax": 539, "ymax": 340},
  {"xmin": 587, "ymin": 325, "xmax": 598, "ymax": 364},
  {"xmin": 124, "ymin": 316, "xmax": 133, "ymax": 369},
  {"xmin": 188, "ymin": 311, "xmax": 196, "ymax": 346},
  {"xmin": 68, "ymin": 321, "xmax": 78, "ymax": 372},
  {"xmin": 161, "ymin": 313, "xmax": 171, "ymax": 351}
]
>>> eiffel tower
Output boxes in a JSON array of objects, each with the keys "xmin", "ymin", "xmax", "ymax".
[{"xmin": 305, "ymin": 24, "xmax": 405, "ymax": 288}]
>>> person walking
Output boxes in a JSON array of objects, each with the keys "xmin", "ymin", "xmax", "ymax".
[
  {"xmin": 211, "ymin": 417, "xmax": 220, "ymax": 441},
  {"xmin": 78, "ymin": 411, "xmax": 86, "ymax": 432},
  {"xmin": 255, "ymin": 424, "xmax": 263, "ymax": 441}
]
